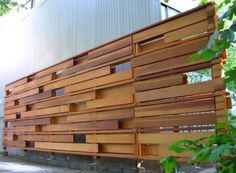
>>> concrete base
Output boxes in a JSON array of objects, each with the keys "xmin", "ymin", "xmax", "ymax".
[{"xmin": 6, "ymin": 149, "xmax": 161, "ymax": 173}]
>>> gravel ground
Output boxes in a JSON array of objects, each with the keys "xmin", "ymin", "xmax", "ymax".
[{"xmin": 0, "ymin": 155, "xmax": 93, "ymax": 173}]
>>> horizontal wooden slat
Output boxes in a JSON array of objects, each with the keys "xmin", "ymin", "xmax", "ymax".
[
  {"xmin": 41, "ymin": 120, "xmax": 119, "ymax": 132},
  {"xmin": 5, "ymin": 78, "xmax": 28, "ymax": 92},
  {"xmin": 13, "ymin": 74, "xmax": 52, "ymax": 93},
  {"xmin": 101, "ymin": 144, "xmax": 134, "ymax": 154},
  {"xmin": 21, "ymin": 105, "xmax": 71, "ymax": 118},
  {"xmin": 135, "ymin": 54, "xmax": 206, "ymax": 77},
  {"xmin": 64, "ymin": 46, "xmax": 132, "ymax": 75},
  {"xmin": 44, "ymin": 66, "xmax": 110, "ymax": 91},
  {"xmin": 35, "ymin": 59, "xmax": 74, "ymax": 78},
  {"xmin": 5, "ymin": 106, "xmax": 26, "ymax": 115},
  {"xmin": 132, "ymin": 37, "xmax": 208, "ymax": 68},
  {"xmin": 35, "ymin": 142, "xmax": 98, "ymax": 153},
  {"xmin": 65, "ymin": 69, "xmax": 133, "ymax": 93},
  {"xmin": 5, "ymin": 88, "xmax": 39, "ymax": 102},
  {"xmin": 3, "ymin": 141, "xmax": 26, "ymax": 148},
  {"xmin": 133, "ymin": 7, "xmax": 208, "ymax": 43},
  {"xmin": 141, "ymin": 145, "xmax": 192, "ymax": 157},
  {"xmin": 135, "ymin": 74, "xmax": 186, "ymax": 91},
  {"xmin": 4, "ymin": 114, "xmax": 16, "ymax": 120},
  {"xmin": 12, "ymin": 117, "xmax": 51, "ymax": 127},
  {"xmin": 138, "ymin": 132, "xmax": 214, "ymax": 144},
  {"xmin": 134, "ymin": 112, "xmax": 216, "ymax": 128},
  {"xmin": 4, "ymin": 126, "xmax": 38, "ymax": 133},
  {"xmin": 86, "ymin": 134, "xmax": 135, "ymax": 144},
  {"xmin": 34, "ymin": 91, "xmax": 96, "ymax": 109},
  {"xmin": 18, "ymin": 135, "xmax": 73, "ymax": 142},
  {"xmin": 135, "ymin": 98, "xmax": 215, "ymax": 118},
  {"xmin": 19, "ymin": 91, "xmax": 52, "ymax": 105},
  {"xmin": 88, "ymin": 37, "xmax": 132, "ymax": 58},
  {"xmin": 86, "ymin": 84, "xmax": 133, "ymax": 109},
  {"xmin": 136, "ymin": 78, "xmax": 224, "ymax": 103},
  {"xmin": 66, "ymin": 108, "xmax": 134, "ymax": 123},
  {"xmin": 164, "ymin": 20, "xmax": 213, "ymax": 43}
]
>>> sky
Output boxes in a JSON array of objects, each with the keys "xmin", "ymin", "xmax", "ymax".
[{"xmin": 163, "ymin": 0, "xmax": 201, "ymax": 11}]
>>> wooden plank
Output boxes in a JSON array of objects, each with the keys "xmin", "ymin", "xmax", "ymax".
[
  {"xmin": 14, "ymin": 75, "xmax": 52, "ymax": 93},
  {"xmin": 131, "ymin": 36, "xmax": 208, "ymax": 67},
  {"xmin": 133, "ymin": 7, "xmax": 208, "ymax": 43},
  {"xmin": 142, "ymin": 145, "xmax": 192, "ymax": 157},
  {"xmin": 164, "ymin": 20, "xmax": 213, "ymax": 43},
  {"xmin": 135, "ymin": 98, "xmax": 215, "ymax": 118},
  {"xmin": 135, "ymin": 54, "xmax": 205, "ymax": 77},
  {"xmin": 44, "ymin": 66, "xmax": 110, "ymax": 91},
  {"xmin": 65, "ymin": 69, "xmax": 133, "ymax": 93},
  {"xmin": 21, "ymin": 105, "xmax": 70, "ymax": 118},
  {"xmin": 86, "ymin": 134, "xmax": 135, "ymax": 144},
  {"xmin": 64, "ymin": 46, "xmax": 132, "ymax": 75},
  {"xmin": 66, "ymin": 108, "xmax": 134, "ymax": 123},
  {"xmin": 35, "ymin": 142, "xmax": 99, "ymax": 153},
  {"xmin": 19, "ymin": 91, "xmax": 52, "ymax": 104},
  {"xmin": 88, "ymin": 37, "xmax": 132, "ymax": 58},
  {"xmin": 34, "ymin": 91, "xmax": 96, "ymax": 109},
  {"xmin": 138, "ymin": 132, "xmax": 214, "ymax": 144},
  {"xmin": 18, "ymin": 135, "xmax": 73, "ymax": 142},
  {"xmin": 5, "ymin": 78, "xmax": 28, "ymax": 92},
  {"xmin": 5, "ymin": 88, "xmax": 39, "ymax": 102},
  {"xmin": 4, "ymin": 114, "xmax": 16, "ymax": 120},
  {"xmin": 86, "ymin": 84, "xmax": 133, "ymax": 109},
  {"xmin": 3, "ymin": 141, "xmax": 26, "ymax": 148},
  {"xmin": 12, "ymin": 117, "xmax": 51, "ymax": 127},
  {"xmin": 136, "ymin": 61, "xmax": 212, "ymax": 81},
  {"xmin": 135, "ymin": 74, "xmax": 186, "ymax": 91},
  {"xmin": 101, "ymin": 144, "xmax": 134, "ymax": 154},
  {"xmin": 136, "ymin": 78, "xmax": 224, "ymax": 103},
  {"xmin": 41, "ymin": 120, "xmax": 119, "ymax": 132},
  {"xmin": 4, "ymin": 101, "xmax": 15, "ymax": 108},
  {"xmin": 35, "ymin": 59, "xmax": 74, "ymax": 78},
  {"xmin": 5, "ymin": 106, "xmax": 26, "ymax": 115},
  {"xmin": 134, "ymin": 112, "xmax": 216, "ymax": 128},
  {"xmin": 4, "ymin": 126, "xmax": 38, "ymax": 133}
]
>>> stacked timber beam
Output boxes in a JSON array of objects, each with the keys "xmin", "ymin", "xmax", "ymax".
[{"xmin": 3, "ymin": 3, "xmax": 231, "ymax": 160}]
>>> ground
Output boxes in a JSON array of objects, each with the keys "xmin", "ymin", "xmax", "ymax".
[{"xmin": 0, "ymin": 155, "xmax": 93, "ymax": 173}]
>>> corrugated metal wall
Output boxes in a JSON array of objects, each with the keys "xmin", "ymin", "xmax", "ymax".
[{"xmin": 0, "ymin": 0, "xmax": 161, "ymax": 117}]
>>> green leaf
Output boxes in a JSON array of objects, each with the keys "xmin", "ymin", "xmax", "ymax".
[
  {"xmin": 230, "ymin": 23, "xmax": 236, "ymax": 31},
  {"xmin": 222, "ymin": 29, "xmax": 235, "ymax": 42},
  {"xmin": 169, "ymin": 139, "xmax": 197, "ymax": 153},
  {"xmin": 200, "ymin": 49, "xmax": 215, "ymax": 61},
  {"xmin": 209, "ymin": 144, "xmax": 232, "ymax": 163},
  {"xmin": 190, "ymin": 148, "xmax": 210, "ymax": 163},
  {"xmin": 160, "ymin": 156, "xmax": 178, "ymax": 173}
]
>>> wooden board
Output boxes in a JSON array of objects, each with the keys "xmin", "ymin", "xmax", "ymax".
[
  {"xmin": 17, "ymin": 135, "xmax": 73, "ymax": 142},
  {"xmin": 41, "ymin": 120, "xmax": 119, "ymax": 132},
  {"xmin": 86, "ymin": 134, "xmax": 135, "ymax": 144},
  {"xmin": 65, "ymin": 69, "xmax": 133, "ymax": 93},
  {"xmin": 135, "ymin": 98, "xmax": 215, "ymax": 118},
  {"xmin": 44, "ymin": 66, "xmax": 110, "ymax": 91},
  {"xmin": 21, "ymin": 105, "xmax": 71, "ymax": 118},
  {"xmin": 136, "ymin": 78, "xmax": 224, "ymax": 103},
  {"xmin": 35, "ymin": 142, "xmax": 99, "ymax": 153},
  {"xmin": 138, "ymin": 132, "xmax": 214, "ymax": 144},
  {"xmin": 66, "ymin": 108, "xmax": 134, "ymax": 123}
]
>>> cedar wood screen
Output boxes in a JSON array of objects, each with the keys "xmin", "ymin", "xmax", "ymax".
[{"xmin": 3, "ymin": 3, "xmax": 232, "ymax": 160}]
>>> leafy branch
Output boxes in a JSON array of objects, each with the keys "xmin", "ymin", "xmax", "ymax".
[{"xmin": 160, "ymin": 0, "xmax": 236, "ymax": 173}]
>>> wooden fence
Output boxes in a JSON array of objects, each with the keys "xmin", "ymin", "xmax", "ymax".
[{"xmin": 3, "ymin": 3, "xmax": 231, "ymax": 160}]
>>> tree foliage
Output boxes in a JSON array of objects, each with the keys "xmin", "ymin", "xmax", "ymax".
[
  {"xmin": 0, "ymin": 0, "xmax": 20, "ymax": 16},
  {"xmin": 161, "ymin": 0, "xmax": 236, "ymax": 173}
]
